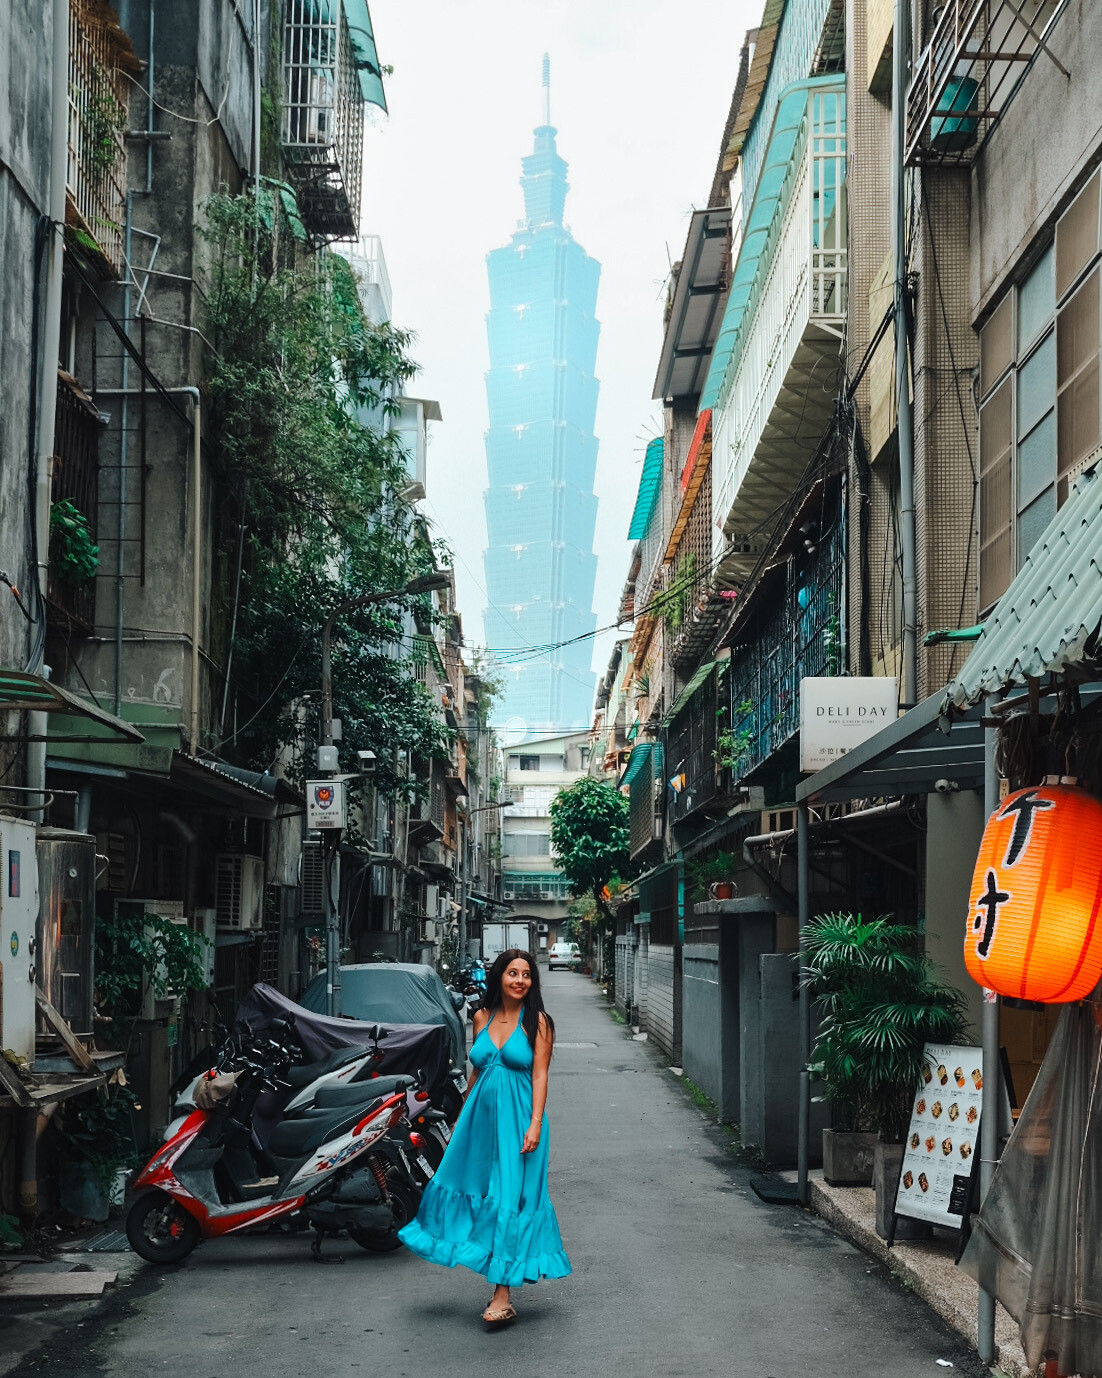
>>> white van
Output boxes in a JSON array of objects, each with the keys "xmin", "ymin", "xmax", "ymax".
[{"xmin": 548, "ymin": 941, "xmax": 581, "ymax": 971}]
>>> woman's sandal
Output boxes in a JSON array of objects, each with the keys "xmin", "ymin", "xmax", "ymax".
[{"xmin": 482, "ymin": 1301, "xmax": 517, "ymax": 1326}]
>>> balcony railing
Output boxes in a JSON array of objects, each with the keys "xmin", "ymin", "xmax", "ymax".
[
  {"xmin": 906, "ymin": 0, "xmax": 1067, "ymax": 166},
  {"xmin": 67, "ymin": 0, "xmax": 136, "ymax": 276},
  {"xmin": 282, "ymin": 0, "xmax": 365, "ymax": 242},
  {"xmin": 710, "ymin": 79, "xmax": 847, "ymax": 585},
  {"xmin": 48, "ymin": 372, "xmax": 102, "ymax": 634},
  {"xmin": 666, "ymin": 665, "xmax": 723, "ymax": 827},
  {"xmin": 726, "ymin": 520, "xmax": 844, "ymax": 781}
]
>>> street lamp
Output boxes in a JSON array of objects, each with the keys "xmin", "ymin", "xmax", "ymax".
[
  {"xmin": 317, "ymin": 570, "xmax": 450, "ymax": 1017},
  {"xmin": 458, "ymin": 799, "xmax": 513, "ymax": 968}
]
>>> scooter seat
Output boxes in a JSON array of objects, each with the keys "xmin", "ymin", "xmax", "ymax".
[
  {"xmin": 314, "ymin": 1075, "xmax": 414, "ymax": 1108},
  {"xmin": 285, "ymin": 1045, "xmax": 364, "ymax": 1089},
  {"xmin": 268, "ymin": 1097, "xmax": 388, "ymax": 1159}
]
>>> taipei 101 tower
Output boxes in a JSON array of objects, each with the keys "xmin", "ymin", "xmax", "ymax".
[{"xmin": 482, "ymin": 58, "xmax": 599, "ymax": 737}]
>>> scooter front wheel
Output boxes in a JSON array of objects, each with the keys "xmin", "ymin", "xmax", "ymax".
[
  {"xmin": 350, "ymin": 1176, "xmax": 418, "ymax": 1253},
  {"xmin": 126, "ymin": 1189, "xmax": 200, "ymax": 1264}
]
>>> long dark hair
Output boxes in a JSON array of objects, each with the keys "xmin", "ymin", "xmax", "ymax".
[{"xmin": 484, "ymin": 949, "xmax": 555, "ymax": 1051}]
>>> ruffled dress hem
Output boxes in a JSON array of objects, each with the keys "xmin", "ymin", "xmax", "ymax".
[{"xmin": 398, "ymin": 1216, "xmax": 571, "ymax": 1287}]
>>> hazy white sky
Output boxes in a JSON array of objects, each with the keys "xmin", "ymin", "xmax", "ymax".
[{"xmin": 363, "ymin": 0, "xmax": 758, "ymax": 691}]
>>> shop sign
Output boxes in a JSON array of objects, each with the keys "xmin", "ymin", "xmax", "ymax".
[
  {"xmin": 799, "ymin": 676, "xmax": 898, "ymax": 772},
  {"xmin": 306, "ymin": 778, "xmax": 346, "ymax": 830},
  {"xmin": 895, "ymin": 1043, "xmax": 983, "ymax": 1227}
]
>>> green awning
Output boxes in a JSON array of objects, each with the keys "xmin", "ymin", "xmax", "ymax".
[
  {"xmin": 627, "ymin": 438, "xmax": 664, "ymax": 540},
  {"xmin": 946, "ymin": 461, "xmax": 1102, "ymax": 709},
  {"xmin": 700, "ymin": 76, "xmax": 845, "ymax": 412},
  {"xmin": 0, "ymin": 671, "xmax": 144, "ymax": 744},
  {"xmin": 621, "ymin": 741, "xmax": 662, "ymax": 788},
  {"xmin": 662, "ymin": 661, "xmax": 716, "ymax": 727},
  {"xmin": 344, "ymin": 0, "xmax": 388, "ymax": 111}
]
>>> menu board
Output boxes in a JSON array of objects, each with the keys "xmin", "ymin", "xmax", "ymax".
[{"xmin": 894, "ymin": 1043, "xmax": 983, "ymax": 1227}]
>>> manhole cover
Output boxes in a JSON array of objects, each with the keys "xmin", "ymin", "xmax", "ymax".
[{"xmin": 82, "ymin": 1229, "xmax": 130, "ymax": 1252}]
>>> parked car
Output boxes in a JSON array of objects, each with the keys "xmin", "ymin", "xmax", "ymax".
[
  {"xmin": 548, "ymin": 941, "xmax": 581, "ymax": 971},
  {"xmin": 300, "ymin": 962, "xmax": 466, "ymax": 1068}
]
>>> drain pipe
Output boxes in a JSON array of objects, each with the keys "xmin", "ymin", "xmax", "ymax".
[
  {"xmin": 27, "ymin": 0, "xmax": 70, "ymax": 824},
  {"xmin": 893, "ymin": 0, "xmax": 918, "ymax": 707},
  {"xmin": 188, "ymin": 392, "xmax": 201, "ymax": 755}
]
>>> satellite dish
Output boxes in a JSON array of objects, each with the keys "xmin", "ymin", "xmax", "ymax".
[{"xmin": 501, "ymin": 716, "xmax": 528, "ymax": 747}]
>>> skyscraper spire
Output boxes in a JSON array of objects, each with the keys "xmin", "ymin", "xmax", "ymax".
[{"xmin": 542, "ymin": 53, "xmax": 551, "ymax": 127}]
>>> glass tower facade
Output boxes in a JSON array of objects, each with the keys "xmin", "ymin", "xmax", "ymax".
[{"xmin": 482, "ymin": 119, "xmax": 599, "ymax": 736}]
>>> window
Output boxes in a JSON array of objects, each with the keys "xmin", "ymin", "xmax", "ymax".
[
  {"xmin": 518, "ymin": 755, "xmax": 539, "ymax": 771},
  {"xmin": 502, "ymin": 832, "xmax": 551, "ymax": 857},
  {"xmin": 978, "ymin": 172, "xmax": 1102, "ymax": 609}
]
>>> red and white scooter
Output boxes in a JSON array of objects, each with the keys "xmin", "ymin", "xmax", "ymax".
[{"xmin": 125, "ymin": 1026, "xmax": 418, "ymax": 1264}]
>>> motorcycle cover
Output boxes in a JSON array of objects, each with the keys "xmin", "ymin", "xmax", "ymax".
[
  {"xmin": 298, "ymin": 962, "xmax": 465, "ymax": 1066},
  {"xmin": 234, "ymin": 984, "xmax": 453, "ymax": 1146}
]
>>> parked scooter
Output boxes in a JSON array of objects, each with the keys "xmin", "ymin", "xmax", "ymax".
[{"xmin": 126, "ymin": 1023, "xmax": 421, "ymax": 1264}]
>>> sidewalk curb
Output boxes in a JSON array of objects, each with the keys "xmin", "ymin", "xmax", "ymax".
[{"xmin": 807, "ymin": 1179, "xmax": 1032, "ymax": 1378}]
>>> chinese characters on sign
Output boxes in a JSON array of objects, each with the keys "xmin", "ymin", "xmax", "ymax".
[{"xmin": 306, "ymin": 779, "xmax": 347, "ymax": 830}]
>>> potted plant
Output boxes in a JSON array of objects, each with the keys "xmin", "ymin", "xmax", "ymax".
[
  {"xmin": 55, "ymin": 1071, "xmax": 140, "ymax": 1223},
  {"xmin": 686, "ymin": 851, "xmax": 740, "ymax": 903},
  {"xmin": 803, "ymin": 913, "xmax": 969, "ymax": 1231}
]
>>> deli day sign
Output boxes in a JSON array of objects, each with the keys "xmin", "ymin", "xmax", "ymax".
[{"xmin": 799, "ymin": 676, "xmax": 898, "ymax": 772}]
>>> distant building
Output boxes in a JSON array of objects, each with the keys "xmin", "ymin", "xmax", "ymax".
[{"xmin": 482, "ymin": 63, "xmax": 599, "ymax": 737}]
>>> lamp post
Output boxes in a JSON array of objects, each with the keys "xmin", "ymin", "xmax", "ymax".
[
  {"xmin": 317, "ymin": 570, "xmax": 450, "ymax": 1016},
  {"xmin": 458, "ymin": 800, "xmax": 513, "ymax": 968}
]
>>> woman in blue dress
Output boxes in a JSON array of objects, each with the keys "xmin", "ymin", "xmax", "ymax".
[{"xmin": 397, "ymin": 949, "xmax": 571, "ymax": 1325}]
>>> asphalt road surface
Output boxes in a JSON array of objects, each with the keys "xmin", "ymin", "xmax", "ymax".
[{"xmin": 10, "ymin": 975, "xmax": 988, "ymax": 1377}]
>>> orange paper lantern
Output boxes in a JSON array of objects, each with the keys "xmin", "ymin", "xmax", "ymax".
[{"xmin": 965, "ymin": 784, "xmax": 1102, "ymax": 1002}]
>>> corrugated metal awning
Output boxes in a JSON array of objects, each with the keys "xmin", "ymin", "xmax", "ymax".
[
  {"xmin": 627, "ymin": 438, "xmax": 665, "ymax": 541},
  {"xmin": 662, "ymin": 661, "xmax": 716, "ymax": 728},
  {"xmin": 945, "ymin": 461, "xmax": 1102, "ymax": 710},
  {"xmin": 345, "ymin": 0, "xmax": 388, "ymax": 110},
  {"xmin": 621, "ymin": 741, "xmax": 659, "ymax": 788},
  {"xmin": 0, "ymin": 670, "xmax": 144, "ymax": 744}
]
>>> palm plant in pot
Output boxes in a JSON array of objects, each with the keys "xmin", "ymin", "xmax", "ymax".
[{"xmin": 803, "ymin": 913, "xmax": 969, "ymax": 1229}]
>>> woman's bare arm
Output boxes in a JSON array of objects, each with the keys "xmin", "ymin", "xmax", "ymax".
[
  {"xmin": 463, "ymin": 1008, "xmax": 489, "ymax": 1102},
  {"xmin": 522, "ymin": 1014, "xmax": 553, "ymax": 1154}
]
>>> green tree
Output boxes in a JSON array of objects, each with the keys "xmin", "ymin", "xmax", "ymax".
[
  {"xmin": 549, "ymin": 777, "xmax": 635, "ymax": 920},
  {"xmin": 199, "ymin": 190, "xmax": 452, "ymax": 794}
]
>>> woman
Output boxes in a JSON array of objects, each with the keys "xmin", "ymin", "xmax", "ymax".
[{"xmin": 397, "ymin": 949, "xmax": 571, "ymax": 1325}]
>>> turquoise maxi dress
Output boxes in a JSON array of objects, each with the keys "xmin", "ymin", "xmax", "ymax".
[{"xmin": 397, "ymin": 1014, "xmax": 572, "ymax": 1286}]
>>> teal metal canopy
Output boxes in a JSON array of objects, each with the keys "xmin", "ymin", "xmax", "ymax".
[
  {"xmin": 627, "ymin": 438, "xmax": 664, "ymax": 541},
  {"xmin": 621, "ymin": 741, "xmax": 659, "ymax": 788},
  {"xmin": 700, "ymin": 75, "xmax": 845, "ymax": 412},
  {"xmin": 946, "ymin": 462, "xmax": 1102, "ymax": 709},
  {"xmin": 344, "ymin": 0, "xmax": 388, "ymax": 111},
  {"xmin": 662, "ymin": 661, "xmax": 716, "ymax": 728}
]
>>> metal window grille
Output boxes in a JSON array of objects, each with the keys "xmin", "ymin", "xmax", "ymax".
[
  {"xmin": 67, "ymin": 0, "xmax": 132, "ymax": 276},
  {"xmin": 49, "ymin": 374, "xmax": 102, "ymax": 634},
  {"xmin": 282, "ymin": 0, "xmax": 364, "ymax": 241}
]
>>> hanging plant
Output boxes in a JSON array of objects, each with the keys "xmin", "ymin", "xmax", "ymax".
[{"xmin": 50, "ymin": 499, "xmax": 100, "ymax": 584}]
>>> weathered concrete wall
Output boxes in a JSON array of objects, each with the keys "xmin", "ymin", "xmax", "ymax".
[
  {"xmin": 973, "ymin": 3, "xmax": 1102, "ymax": 316},
  {"xmin": 0, "ymin": 0, "xmax": 51, "ymax": 684}
]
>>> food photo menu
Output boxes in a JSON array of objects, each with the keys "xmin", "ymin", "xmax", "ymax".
[{"xmin": 895, "ymin": 1043, "xmax": 984, "ymax": 1227}]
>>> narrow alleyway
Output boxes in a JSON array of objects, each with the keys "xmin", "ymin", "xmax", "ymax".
[{"xmin": 18, "ymin": 978, "xmax": 987, "ymax": 1378}]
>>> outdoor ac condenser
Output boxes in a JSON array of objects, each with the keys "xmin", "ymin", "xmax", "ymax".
[{"xmin": 214, "ymin": 854, "xmax": 264, "ymax": 931}]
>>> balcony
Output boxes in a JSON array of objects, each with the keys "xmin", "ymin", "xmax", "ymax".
[
  {"xmin": 282, "ymin": 0, "xmax": 387, "ymax": 243},
  {"xmin": 726, "ymin": 517, "xmax": 844, "ymax": 782},
  {"xmin": 665, "ymin": 663, "xmax": 725, "ymax": 827},
  {"xmin": 906, "ymin": 0, "xmax": 1067, "ymax": 166},
  {"xmin": 67, "ymin": 0, "xmax": 139, "ymax": 277},
  {"xmin": 706, "ymin": 78, "xmax": 847, "ymax": 586}
]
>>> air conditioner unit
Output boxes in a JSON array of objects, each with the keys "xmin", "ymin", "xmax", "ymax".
[
  {"xmin": 537, "ymin": 923, "xmax": 549, "ymax": 934},
  {"xmin": 300, "ymin": 841, "xmax": 326, "ymax": 915},
  {"xmin": 215, "ymin": 855, "xmax": 265, "ymax": 931}
]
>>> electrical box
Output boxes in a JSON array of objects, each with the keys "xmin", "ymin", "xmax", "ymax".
[{"xmin": 1, "ymin": 817, "xmax": 40, "ymax": 1065}]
